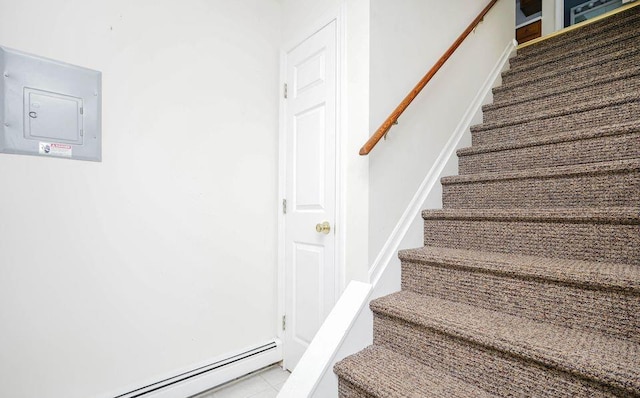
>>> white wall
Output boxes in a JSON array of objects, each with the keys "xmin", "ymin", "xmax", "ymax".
[
  {"xmin": 280, "ymin": 0, "xmax": 371, "ymax": 285},
  {"xmin": 342, "ymin": 0, "xmax": 371, "ymax": 284},
  {"xmin": 367, "ymin": 0, "xmax": 515, "ymax": 263},
  {"xmin": 542, "ymin": 0, "xmax": 558, "ymax": 34},
  {"xmin": 0, "ymin": 1, "xmax": 281, "ymax": 397}
]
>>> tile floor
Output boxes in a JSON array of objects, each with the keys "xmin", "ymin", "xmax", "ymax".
[{"xmin": 191, "ymin": 364, "xmax": 290, "ymax": 398}]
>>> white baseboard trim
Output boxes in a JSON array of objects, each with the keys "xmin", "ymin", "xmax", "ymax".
[
  {"xmin": 367, "ymin": 38, "xmax": 517, "ymax": 285},
  {"xmin": 109, "ymin": 340, "xmax": 282, "ymax": 398}
]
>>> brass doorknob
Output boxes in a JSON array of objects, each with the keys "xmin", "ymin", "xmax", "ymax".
[{"xmin": 315, "ymin": 221, "xmax": 331, "ymax": 234}]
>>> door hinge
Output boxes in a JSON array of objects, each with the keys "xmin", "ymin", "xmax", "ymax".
[
  {"xmin": 282, "ymin": 198, "xmax": 287, "ymax": 214},
  {"xmin": 283, "ymin": 83, "xmax": 288, "ymax": 99},
  {"xmin": 282, "ymin": 315, "xmax": 286, "ymax": 331}
]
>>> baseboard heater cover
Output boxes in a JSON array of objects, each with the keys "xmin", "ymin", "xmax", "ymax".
[{"xmin": 114, "ymin": 340, "xmax": 280, "ymax": 398}]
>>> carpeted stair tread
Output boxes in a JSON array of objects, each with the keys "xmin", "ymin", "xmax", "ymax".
[
  {"xmin": 472, "ymin": 102, "xmax": 640, "ymax": 146},
  {"xmin": 506, "ymin": 22, "xmax": 640, "ymax": 77},
  {"xmin": 498, "ymin": 46, "xmax": 640, "ymax": 93},
  {"xmin": 507, "ymin": 38, "xmax": 640, "ymax": 87},
  {"xmin": 496, "ymin": 51, "xmax": 640, "ymax": 105},
  {"xmin": 503, "ymin": 37, "xmax": 640, "ymax": 86},
  {"xmin": 397, "ymin": 246, "xmax": 640, "ymax": 293},
  {"xmin": 483, "ymin": 72, "xmax": 640, "ymax": 124},
  {"xmin": 458, "ymin": 122, "xmax": 640, "ymax": 157},
  {"xmin": 441, "ymin": 158, "xmax": 639, "ymax": 184},
  {"xmin": 460, "ymin": 132, "xmax": 640, "ymax": 174},
  {"xmin": 422, "ymin": 209, "xmax": 640, "ymax": 265},
  {"xmin": 442, "ymin": 158, "xmax": 640, "ymax": 208},
  {"xmin": 371, "ymin": 291, "xmax": 640, "ymax": 396},
  {"xmin": 458, "ymin": 122, "xmax": 640, "ymax": 173},
  {"xmin": 399, "ymin": 246, "xmax": 640, "ymax": 342},
  {"xmin": 421, "ymin": 207, "xmax": 640, "ymax": 223},
  {"xmin": 471, "ymin": 90, "xmax": 640, "ymax": 133},
  {"xmin": 333, "ymin": 345, "xmax": 496, "ymax": 398},
  {"xmin": 373, "ymin": 313, "xmax": 626, "ymax": 397},
  {"xmin": 514, "ymin": 4, "xmax": 640, "ymax": 62},
  {"xmin": 486, "ymin": 67, "xmax": 640, "ymax": 113},
  {"xmin": 492, "ymin": 51, "xmax": 640, "ymax": 116}
]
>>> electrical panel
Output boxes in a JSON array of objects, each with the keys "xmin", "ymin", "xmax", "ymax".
[{"xmin": 0, "ymin": 46, "xmax": 101, "ymax": 161}]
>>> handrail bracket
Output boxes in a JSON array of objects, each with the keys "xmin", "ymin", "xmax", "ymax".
[{"xmin": 383, "ymin": 120, "xmax": 399, "ymax": 141}]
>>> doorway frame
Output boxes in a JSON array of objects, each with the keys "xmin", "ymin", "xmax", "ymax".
[
  {"xmin": 556, "ymin": 0, "xmax": 565, "ymax": 30},
  {"xmin": 276, "ymin": 4, "xmax": 348, "ymax": 369}
]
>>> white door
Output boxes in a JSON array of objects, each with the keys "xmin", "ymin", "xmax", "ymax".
[{"xmin": 283, "ymin": 20, "xmax": 337, "ymax": 370}]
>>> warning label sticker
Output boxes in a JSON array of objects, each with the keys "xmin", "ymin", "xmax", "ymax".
[{"xmin": 39, "ymin": 142, "xmax": 73, "ymax": 158}]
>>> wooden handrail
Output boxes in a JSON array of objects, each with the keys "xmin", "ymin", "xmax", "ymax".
[{"xmin": 359, "ymin": 0, "xmax": 500, "ymax": 156}]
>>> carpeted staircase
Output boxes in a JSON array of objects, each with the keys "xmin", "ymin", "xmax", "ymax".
[{"xmin": 334, "ymin": 6, "xmax": 640, "ymax": 397}]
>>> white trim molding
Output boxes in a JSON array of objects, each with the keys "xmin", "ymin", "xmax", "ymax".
[
  {"xmin": 105, "ymin": 340, "xmax": 282, "ymax": 398},
  {"xmin": 517, "ymin": 15, "xmax": 542, "ymax": 29},
  {"xmin": 556, "ymin": 0, "xmax": 565, "ymax": 31},
  {"xmin": 368, "ymin": 39, "xmax": 517, "ymax": 285}
]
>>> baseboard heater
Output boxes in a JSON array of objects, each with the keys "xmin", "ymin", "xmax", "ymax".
[{"xmin": 114, "ymin": 341, "xmax": 280, "ymax": 398}]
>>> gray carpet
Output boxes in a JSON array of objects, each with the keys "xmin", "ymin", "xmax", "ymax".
[{"xmin": 334, "ymin": 5, "xmax": 640, "ymax": 397}]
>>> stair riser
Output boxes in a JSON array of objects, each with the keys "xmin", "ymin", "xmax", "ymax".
[
  {"xmin": 494, "ymin": 51, "xmax": 640, "ymax": 104},
  {"xmin": 504, "ymin": 35, "xmax": 639, "ymax": 86},
  {"xmin": 422, "ymin": 219, "xmax": 640, "ymax": 265},
  {"xmin": 508, "ymin": 17, "xmax": 640, "ymax": 76},
  {"xmin": 442, "ymin": 169, "xmax": 640, "ymax": 209},
  {"xmin": 459, "ymin": 132, "xmax": 640, "ymax": 174},
  {"xmin": 515, "ymin": 7, "xmax": 640, "ymax": 63},
  {"xmin": 505, "ymin": 50, "xmax": 637, "ymax": 92},
  {"xmin": 338, "ymin": 379, "xmax": 373, "ymax": 398},
  {"xmin": 472, "ymin": 100, "xmax": 640, "ymax": 146},
  {"xmin": 401, "ymin": 261, "xmax": 640, "ymax": 343},
  {"xmin": 484, "ymin": 75, "xmax": 640, "ymax": 124},
  {"xmin": 373, "ymin": 314, "xmax": 622, "ymax": 397}
]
